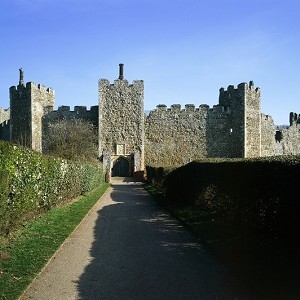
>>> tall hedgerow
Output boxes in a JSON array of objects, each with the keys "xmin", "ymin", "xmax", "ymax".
[
  {"xmin": 0, "ymin": 141, "xmax": 104, "ymax": 234},
  {"xmin": 147, "ymin": 156, "xmax": 300, "ymax": 237}
]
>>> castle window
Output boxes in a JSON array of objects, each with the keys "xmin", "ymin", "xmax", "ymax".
[
  {"xmin": 230, "ymin": 128, "xmax": 233, "ymax": 134},
  {"xmin": 275, "ymin": 130, "xmax": 283, "ymax": 143}
]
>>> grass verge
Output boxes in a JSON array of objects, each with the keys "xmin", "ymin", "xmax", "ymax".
[
  {"xmin": 0, "ymin": 182, "xmax": 110, "ymax": 300},
  {"xmin": 144, "ymin": 183, "xmax": 299, "ymax": 300}
]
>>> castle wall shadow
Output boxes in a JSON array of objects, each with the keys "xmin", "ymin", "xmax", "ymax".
[{"xmin": 76, "ymin": 184, "xmax": 247, "ymax": 299}]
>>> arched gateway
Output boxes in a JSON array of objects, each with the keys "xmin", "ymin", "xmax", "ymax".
[{"xmin": 112, "ymin": 156, "xmax": 130, "ymax": 177}]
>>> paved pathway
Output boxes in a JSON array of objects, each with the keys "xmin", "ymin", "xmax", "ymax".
[{"xmin": 21, "ymin": 178, "xmax": 247, "ymax": 299}]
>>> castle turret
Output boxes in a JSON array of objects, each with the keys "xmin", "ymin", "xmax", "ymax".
[
  {"xmin": 244, "ymin": 81, "xmax": 261, "ymax": 157},
  {"xmin": 217, "ymin": 81, "xmax": 261, "ymax": 158},
  {"xmin": 10, "ymin": 70, "xmax": 55, "ymax": 151},
  {"xmin": 99, "ymin": 64, "xmax": 144, "ymax": 179}
]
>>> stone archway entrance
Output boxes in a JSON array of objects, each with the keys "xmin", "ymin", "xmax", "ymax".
[{"xmin": 112, "ymin": 156, "xmax": 130, "ymax": 177}]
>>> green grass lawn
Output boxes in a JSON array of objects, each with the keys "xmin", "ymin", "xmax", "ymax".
[{"xmin": 0, "ymin": 182, "xmax": 109, "ymax": 300}]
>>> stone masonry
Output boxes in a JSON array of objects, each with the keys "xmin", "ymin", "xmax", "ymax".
[
  {"xmin": 145, "ymin": 81, "xmax": 262, "ymax": 165},
  {"xmin": 0, "ymin": 107, "xmax": 10, "ymax": 141},
  {"xmin": 1, "ymin": 66, "xmax": 300, "ymax": 176},
  {"xmin": 98, "ymin": 64, "xmax": 144, "ymax": 176},
  {"xmin": 8, "ymin": 68, "xmax": 55, "ymax": 151}
]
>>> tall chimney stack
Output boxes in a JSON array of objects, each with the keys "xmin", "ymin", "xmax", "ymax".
[
  {"xmin": 19, "ymin": 68, "xmax": 24, "ymax": 86},
  {"xmin": 119, "ymin": 63, "xmax": 124, "ymax": 80}
]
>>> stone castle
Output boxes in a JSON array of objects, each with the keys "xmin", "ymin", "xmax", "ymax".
[{"xmin": 1, "ymin": 65, "xmax": 300, "ymax": 177}]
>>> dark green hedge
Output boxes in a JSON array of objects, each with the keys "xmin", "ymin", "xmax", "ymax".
[
  {"xmin": 0, "ymin": 141, "xmax": 104, "ymax": 234},
  {"xmin": 147, "ymin": 156, "xmax": 300, "ymax": 237}
]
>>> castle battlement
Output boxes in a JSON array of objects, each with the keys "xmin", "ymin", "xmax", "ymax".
[
  {"xmin": 289, "ymin": 112, "xmax": 300, "ymax": 126},
  {"xmin": 54, "ymin": 105, "xmax": 98, "ymax": 113},
  {"xmin": 113, "ymin": 79, "xmax": 129, "ymax": 86},
  {"xmin": 43, "ymin": 105, "xmax": 98, "ymax": 128},
  {"xmin": 219, "ymin": 81, "xmax": 261, "ymax": 110},
  {"xmin": 149, "ymin": 103, "xmax": 232, "ymax": 115},
  {"xmin": 0, "ymin": 119, "xmax": 10, "ymax": 127},
  {"xmin": 209, "ymin": 105, "xmax": 231, "ymax": 114},
  {"xmin": 9, "ymin": 82, "xmax": 54, "ymax": 95},
  {"xmin": 57, "ymin": 105, "xmax": 70, "ymax": 112},
  {"xmin": 99, "ymin": 79, "xmax": 144, "ymax": 89},
  {"xmin": 262, "ymin": 113, "xmax": 275, "ymax": 121},
  {"xmin": 9, "ymin": 86, "xmax": 17, "ymax": 92},
  {"xmin": 155, "ymin": 104, "xmax": 167, "ymax": 111},
  {"xmin": 153, "ymin": 104, "xmax": 209, "ymax": 112},
  {"xmin": 29, "ymin": 82, "xmax": 54, "ymax": 95},
  {"xmin": 220, "ymin": 81, "xmax": 260, "ymax": 95}
]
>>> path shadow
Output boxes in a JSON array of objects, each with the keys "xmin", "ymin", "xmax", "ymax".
[
  {"xmin": 76, "ymin": 184, "xmax": 249, "ymax": 299},
  {"xmin": 110, "ymin": 177, "xmax": 143, "ymax": 184}
]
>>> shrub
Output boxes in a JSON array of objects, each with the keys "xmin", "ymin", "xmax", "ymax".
[
  {"xmin": 0, "ymin": 141, "xmax": 104, "ymax": 234},
  {"xmin": 43, "ymin": 119, "xmax": 98, "ymax": 161},
  {"xmin": 147, "ymin": 156, "xmax": 300, "ymax": 237}
]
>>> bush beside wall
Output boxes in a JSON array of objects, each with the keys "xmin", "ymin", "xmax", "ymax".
[
  {"xmin": 0, "ymin": 141, "xmax": 104, "ymax": 234},
  {"xmin": 147, "ymin": 157, "xmax": 300, "ymax": 237}
]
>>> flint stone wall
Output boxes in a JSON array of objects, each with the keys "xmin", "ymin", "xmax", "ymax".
[
  {"xmin": 261, "ymin": 112, "xmax": 300, "ymax": 156},
  {"xmin": 0, "ymin": 107, "xmax": 10, "ymax": 140},
  {"xmin": 145, "ymin": 82, "xmax": 262, "ymax": 166},
  {"xmin": 144, "ymin": 103, "xmax": 239, "ymax": 166},
  {"xmin": 9, "ymin": 82, "xmax": 55, "ymax": 151},
  {"xmin": 261, "ymin": 114, "xmax": 279, "ymax": 156},
  {"xmin": 10, "ymin": 83, "xmax": 32, "ymax": 147},
  {"xmin": 145, "ymin": 104, "xmax": 207, "ymax": 166},
  {"xmin": 30, "ymin": 83, "xmax": 55, "ymax": 152},
  {"xmin": 98, "ymin": 79, "xmax": 144, "ymax": 172},
  {"xmin": 244, "ymin": 83, "xmax": 261, "ymax": 157},
  {"xmin": 0, "ymin": 107, "xmax": 10, "ymax": 124}
]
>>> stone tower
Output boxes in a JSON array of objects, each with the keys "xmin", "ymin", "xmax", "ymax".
[
  {"xmin": 98, "ymin": 64, "xmax": 144, "ymax": 177},
  {"xmin": 218, "ymin": 81, "xmax": 261, "ymax": 158},
  {"xmin": 9, "ymin": 69, "xmax": 55, "ymax": 151}
]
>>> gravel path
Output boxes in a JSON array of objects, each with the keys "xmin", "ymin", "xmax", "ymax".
[{"xmin": 21, "ymin": 178, "xmax": 246, "ymax": 299}]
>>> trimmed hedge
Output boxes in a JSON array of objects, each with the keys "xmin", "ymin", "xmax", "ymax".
[
  {"xmin": 147, "ymin": 156, "xmax": 300, "ymax": 237},
  {"xmin": 0, "ymin": 141, "xmax": 104, "ymax": 234},
  {"xmin": 145, "ymin": 165, "xmax": 175, "ymax": 190}
]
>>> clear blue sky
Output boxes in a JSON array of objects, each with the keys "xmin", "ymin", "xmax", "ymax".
[{"xmin": 1, "ymin": 0, "xmax": 299, "ymax": 125}]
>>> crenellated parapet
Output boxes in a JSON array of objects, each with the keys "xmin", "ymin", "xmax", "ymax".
[
  {"xmin": 99, "ymin": 78, "xmax": 144, "ymax": 89},
  {"xmin": 43, "ymin": 105, "xmax": 99, "ymax": 126},
  {"xmin": 148, "ymin": 103, "xmax": 231, "ymax": 120},
  {"xmin": 9, "ymin": 81, "xmax": 55, "ymax": 97},
  {"xmin": 289, "ymin": 112, "xmax": 300, "ymax": 126},
  {"xmin": 219, "ymin": 81, "xmax": 260, "ymax": 108},
  {"xmin": 208, "ymin": 105, "xmax": 231, "ymax": 114},
  {"xmin": 33, "ymin": 82, "xmax": 55, "ymax": 95},
  {"xmin": 149, "ymin": 103, "xmax": 209, "ymax": 114}
]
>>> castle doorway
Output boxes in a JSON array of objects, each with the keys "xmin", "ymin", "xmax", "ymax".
[{"xmin": 112, "ymin": 156, "xmax": 130, "ymax": 177}]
